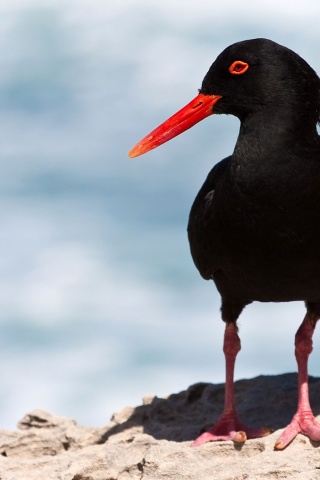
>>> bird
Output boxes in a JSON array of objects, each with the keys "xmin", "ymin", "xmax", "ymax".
[{"xmin": 128, "ymin": 38, "xmax": 320, "ymax": 450}]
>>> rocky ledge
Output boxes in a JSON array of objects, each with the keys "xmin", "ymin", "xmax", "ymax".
[{"xmin": 1, "ymin": 373, "xmax": 320, "ymax": 479}]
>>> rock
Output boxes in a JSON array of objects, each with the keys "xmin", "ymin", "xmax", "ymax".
[{"xmin": 1, "ymin": 374, "xmax": 320, "ymax": 479}]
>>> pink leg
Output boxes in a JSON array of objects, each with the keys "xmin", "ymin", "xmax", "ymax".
[
  {"xmin": 275, "ymin": 313, "xmax": 320, "ymax": 449},
  {"xmin": 192, "ymin": 322, "xmax": 271, "ymax": 447}
]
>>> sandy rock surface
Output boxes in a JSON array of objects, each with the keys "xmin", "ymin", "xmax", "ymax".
[{"xmin": 1, "ymin": 373, "xmax": 320, "ymax": 479}]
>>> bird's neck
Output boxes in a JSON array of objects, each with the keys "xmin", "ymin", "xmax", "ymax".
[
  {"xmin": 228, "ymin": 109, "xmax": 320, "ymax": 199},
  {"xmin": 234, "ymin": 108, "xmax": 319, "ymax": 162}
]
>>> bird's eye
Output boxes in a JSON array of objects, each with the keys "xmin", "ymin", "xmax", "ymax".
[{"xmin": 229, "ymin": 61, "xmax": 249, "ymax": 75}]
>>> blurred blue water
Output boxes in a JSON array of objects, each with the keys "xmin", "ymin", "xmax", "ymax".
[{"xmin": 0, "ymin": 1, "xmax": 319, "ymax": 429}]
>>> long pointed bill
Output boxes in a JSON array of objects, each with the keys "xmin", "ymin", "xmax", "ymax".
[{"xmin": 128, "ymin": 93, "xmax": 221, "ymax": 158}]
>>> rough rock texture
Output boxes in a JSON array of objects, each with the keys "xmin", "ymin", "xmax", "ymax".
[{"xmin": 1, "ymin": 373, "xmax": 320, "ymax": 479}]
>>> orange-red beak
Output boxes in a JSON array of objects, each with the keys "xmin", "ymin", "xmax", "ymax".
[{"xmin": 128, "ymin": 93, "xmax": 221, "ymax": 158}]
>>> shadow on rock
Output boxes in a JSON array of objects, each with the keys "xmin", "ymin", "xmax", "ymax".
[{"xmin": 98, "ymin": 373, "xmax": 320, "ymax": 444}]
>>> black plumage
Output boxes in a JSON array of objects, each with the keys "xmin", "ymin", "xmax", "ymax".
[{"xmin": 129, "ymin": 39, "xmax": 320, "ymax": 449}]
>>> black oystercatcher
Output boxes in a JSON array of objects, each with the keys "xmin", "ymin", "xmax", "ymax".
[{"xmin": 129, "ymin": 38, "xmax": 320, "ymax": 450}]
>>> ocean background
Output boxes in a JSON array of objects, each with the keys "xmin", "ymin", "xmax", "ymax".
[{"xmin": 1, "ymin": 0, "xmax": 320, "ymax": 429}]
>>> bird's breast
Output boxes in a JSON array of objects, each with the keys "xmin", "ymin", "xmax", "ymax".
[{"xmin": 188, "ymin": 158, "xmax": 320, "ymax": 303}]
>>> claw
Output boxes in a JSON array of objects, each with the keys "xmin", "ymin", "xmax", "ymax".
[
  {"xmin": 274, "ymin": 412, "xmax": 320, "ymax": 450},
  {"xmin": 191, "ymin": 412, "xmax": 271, "ymax": 447},
  {"xmin": 232, "ymin": 430, "xmax": 247, "ymax": 443}
]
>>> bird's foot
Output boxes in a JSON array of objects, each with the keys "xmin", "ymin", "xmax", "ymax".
[
  {"xmin": 275, "ymin": 410, "xmax": 320, "ymax": 450},
  {"xmin": 192, "ymin": 411, "xmax": 272, "ymax": 447}
]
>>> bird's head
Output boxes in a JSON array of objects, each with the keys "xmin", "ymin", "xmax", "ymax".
[{"xmin": 129, "ymin": 38, "xmax": 320, "ymax": 158}]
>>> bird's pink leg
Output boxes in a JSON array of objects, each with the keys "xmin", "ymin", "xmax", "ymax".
[
  {"xmin": 275, "ymin": 313, "xmax": 320, "ymax": 450},
  {"xmin": 192, "ymin": 322, "xmax": 271, "ymax": 447}
]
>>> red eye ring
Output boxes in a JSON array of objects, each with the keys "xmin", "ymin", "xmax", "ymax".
[{"xmin": 229, "ymin": 61, "xmax": 249, "ymax": 75}]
